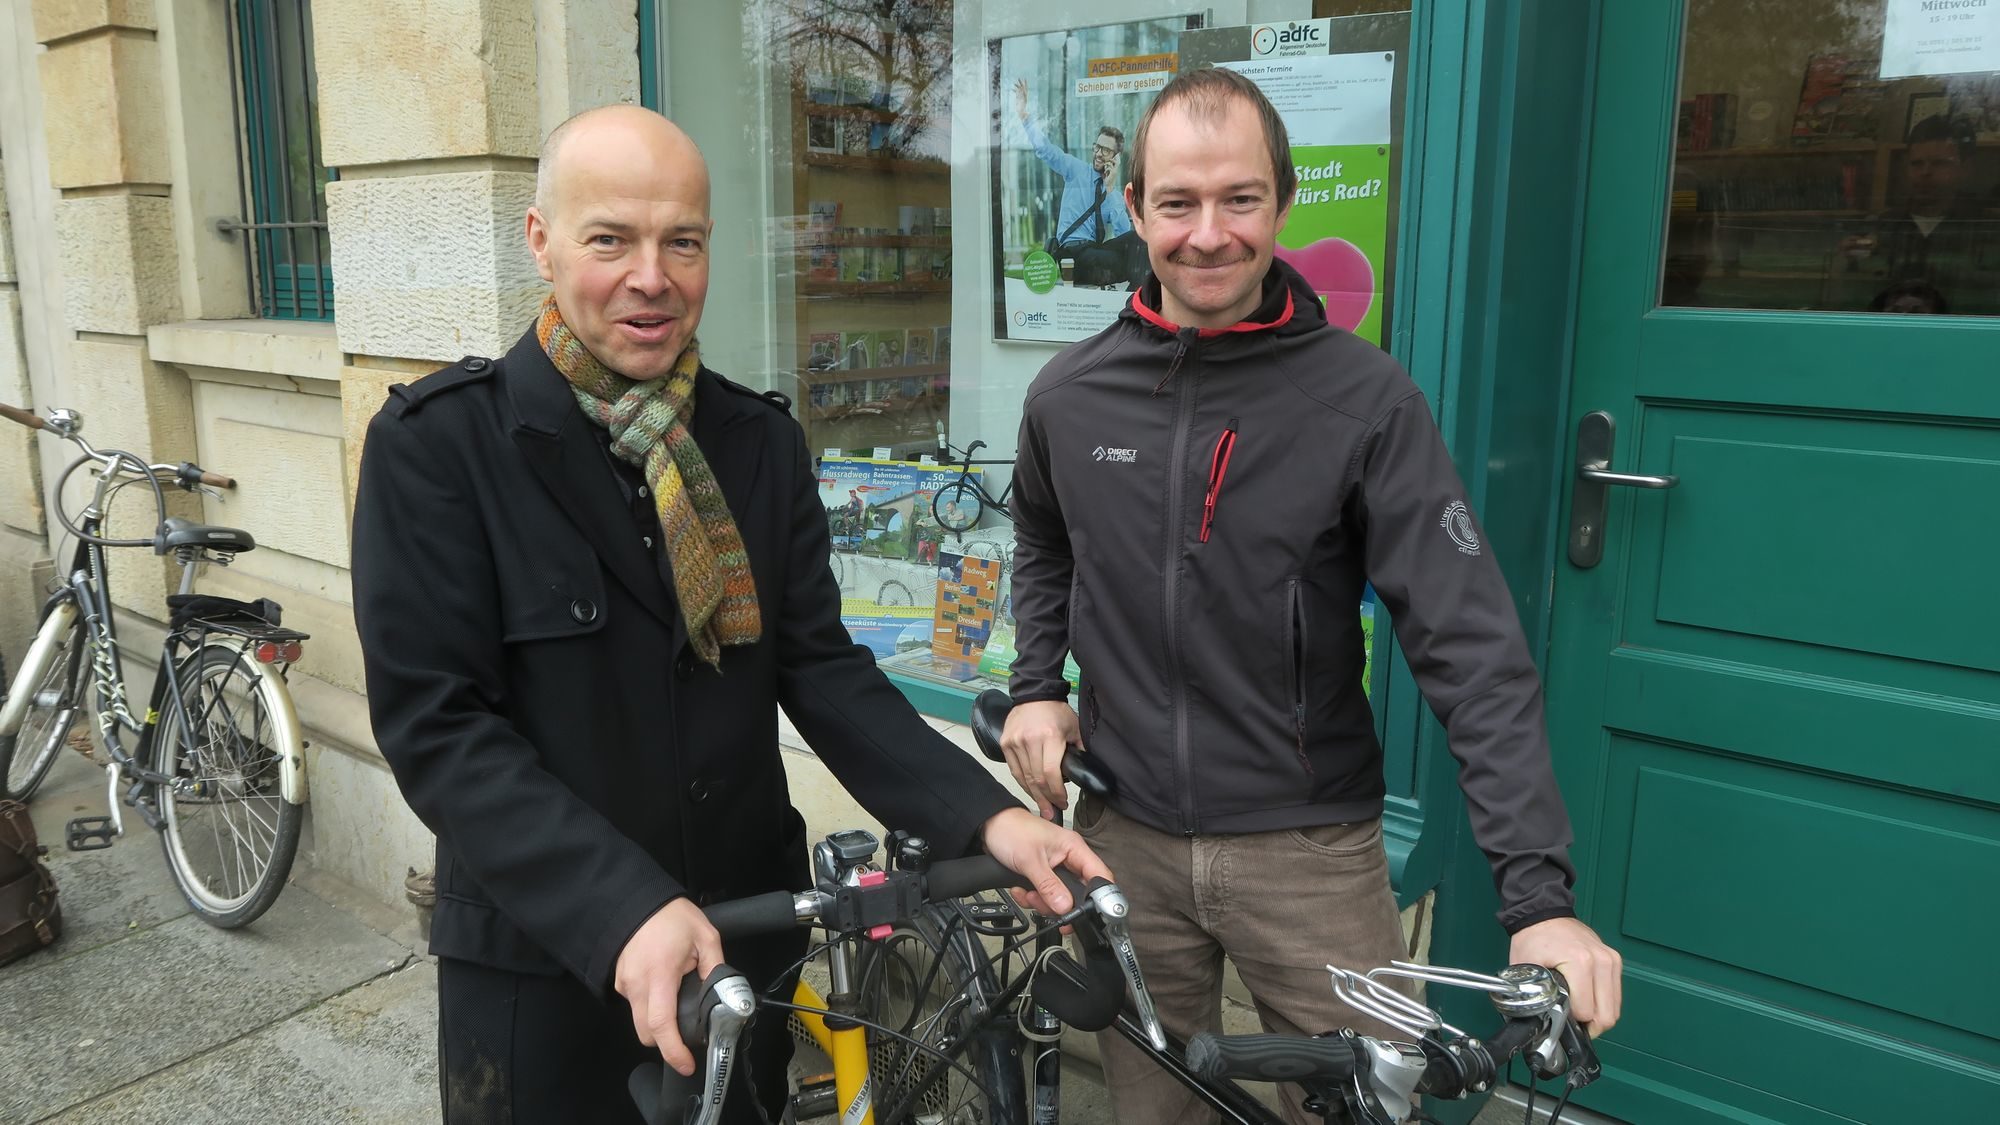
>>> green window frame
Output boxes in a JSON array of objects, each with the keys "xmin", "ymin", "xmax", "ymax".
[{"xmin": 231, "ymin": 0, "xmax": 334, "ymax": 321}]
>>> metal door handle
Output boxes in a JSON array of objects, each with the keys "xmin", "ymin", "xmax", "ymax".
[
  {"xmin": 1568, "ymin": 411, "xmax": 1675, "ymax": 568},
  {"xmin": 1577, "ymin": 467, "xmax": 1678, "ymax": 489}
]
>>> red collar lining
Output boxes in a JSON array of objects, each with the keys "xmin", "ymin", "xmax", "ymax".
[{"xmin": 1129, "ymin": 288, "xmax": 1295, "ymax": 337}]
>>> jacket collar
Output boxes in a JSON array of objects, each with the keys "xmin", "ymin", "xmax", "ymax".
[
  {"xmin": 1124, "ymin": 258, "xmax": 1323, "ymax": 339},
  {"xmin": 503, "ymin": 326, "xmax": 768, "ymax": 653}
]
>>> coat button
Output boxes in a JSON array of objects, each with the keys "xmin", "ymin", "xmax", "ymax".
[
  {"xmin": 463, "ymin": 357, "xmax": 489, "ymax": 372},
  {"xmin": 569, "ymin": 598, "xmax": 597, "ymax": 624},
  {"xmin": 675, "ymin": 655, "xmax": 694, "ymax": 680},
  {"xmin": 687, "ymin": 778, "xmax": 709, "ymax": 803}
]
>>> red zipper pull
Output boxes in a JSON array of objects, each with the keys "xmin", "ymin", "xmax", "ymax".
[{"xmin": 1200, "ymin": 419, "xmax": 1239, "ymax": 543}]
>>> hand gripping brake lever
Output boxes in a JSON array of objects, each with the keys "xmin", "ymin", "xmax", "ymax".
[
  {"xmin": 629, "ymin": 965, "xmax": 757, "ymax": 1125},
  {"xmin": 1086, "ymin": 881, "xmax": 1167, "ymax": 1051}
]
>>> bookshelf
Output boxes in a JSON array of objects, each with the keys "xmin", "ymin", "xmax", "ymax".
[{"xmin": 791, "ymin": 81, "xmax": 954, "ymax": 461}]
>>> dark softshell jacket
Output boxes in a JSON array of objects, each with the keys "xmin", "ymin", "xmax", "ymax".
[{"xmin": 1008, "ymin": 260, "xmax": 1576, "ymax": 932}]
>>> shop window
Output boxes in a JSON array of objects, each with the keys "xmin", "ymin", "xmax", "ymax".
[
  {"xmin": 1664, "ymin": 0, "xmax": 2000, "ymax": 315},
  {"xmin": 227, "ymin": 0, "xmax": 334, "ymax": 321},
  {"xmin": 651, "ymin": 1, "xmax": 1409, "ymax": 707}
]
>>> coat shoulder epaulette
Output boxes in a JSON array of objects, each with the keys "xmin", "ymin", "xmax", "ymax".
[
  {"xmin": 384, "ymin": 356, "xmax": 498, "ymax": 418},
  {"xmin": 716, "ymin": 375, "xmax": 792, "ymax": 416}
]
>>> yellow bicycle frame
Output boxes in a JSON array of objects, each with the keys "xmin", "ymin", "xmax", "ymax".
[{"xmin": 794, "ymin": 976, "xmax": 873, "ymax": 1125}]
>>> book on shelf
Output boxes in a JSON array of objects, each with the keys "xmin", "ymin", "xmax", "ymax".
[
  {"xmin": 807, "ymin": 332, "xmax": 840, "ymax": 373},
  {"xmin": 1677, "ymin": 92, "xmax": 1737, "ymax": 153},
  {"xmin": 838, "ymin": 246, "xmax": 873, "ymax": 283},
  {"xmin": 872, "ymin": 330, "xmax": 905, "ymax": 369},
  {"xmin": 935, "ymin": 326, "xmax": 951, "ymax": 366},
  {"xmin": 840, "ymin": 332, "xmax": 873, "ymax": 371},
  {"xmin": 1792, "ymin": 54, "xmax": 1887, "ymax": 143},
  {"xmin": 904, "ymin": 327, "xmax": 934, "ymax": 366}
]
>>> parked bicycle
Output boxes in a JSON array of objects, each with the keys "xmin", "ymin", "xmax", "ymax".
[
  {"xmin": 932, "ymin": 438, "xmax": 1014, "ymax": 536},
  {"xmin": 0, "ymin": 403, "xmax": 310, "ymax": 928},
  {"xmin": 631, "ymin": 690, "xmax": 1600, "ymax": 1125}
]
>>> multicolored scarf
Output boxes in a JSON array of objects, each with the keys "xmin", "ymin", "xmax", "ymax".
[{"xmin": 536, "ymin": 295, "xmax": 762, "ymax": 668}]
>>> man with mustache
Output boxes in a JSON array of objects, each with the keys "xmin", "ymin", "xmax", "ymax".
[
  {"xmin": 351, "ymin": 105, "xmax": 1109, "ymax": 1123},
  {"xmin": 997, "ymin": 68, "xmax": 1622, "ymax": 1125}
]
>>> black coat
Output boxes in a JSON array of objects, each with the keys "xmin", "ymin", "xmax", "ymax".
[{"xmin": 351, "ymin": 329, "xmax": 1016, "ymax": 994}]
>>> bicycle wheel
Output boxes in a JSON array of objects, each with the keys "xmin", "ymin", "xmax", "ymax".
[
  {"xmin": 157, "ymin": 644, "xmax": 304, "ymax": 928},
  {"xmin": 933, "ymin": 482, "xmax": 985, "ymax": 533},
  {"xmin": 0, "ymin": 617, "xmax": 84, "ymax": 802},
  {"xmin": 860, "ymin": 901, "xmax": 1028, "ymax": 1125}
]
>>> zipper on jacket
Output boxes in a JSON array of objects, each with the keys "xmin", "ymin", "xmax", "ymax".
[
  {"xmin": 1085, "ymin": 683, "xmax": 1099, "ymax": 737},
  {"xmin": 1286, "ymin": 578, "xmax": 1312, "ymax": 774},
  {"xmin": 1152, "ymin": 333, "xmax": 1192, "ymax": 396},
  {"xmin": 1162, "ymin": 327, "xmax": 1200, "ymax": 835},
  {"xmin": 1199, "ymin": 418, "xmax": 1238, "ymax": 543}
]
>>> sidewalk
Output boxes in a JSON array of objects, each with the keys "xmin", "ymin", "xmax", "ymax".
[{"xmin": 3, "ymin": 746, "xmax": 1561, "ymax": 1125}]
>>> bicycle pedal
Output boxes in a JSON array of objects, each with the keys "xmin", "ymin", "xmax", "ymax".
[{"xmin": 66, "ymin": 816, "xmax": 116, "ymax": 851}]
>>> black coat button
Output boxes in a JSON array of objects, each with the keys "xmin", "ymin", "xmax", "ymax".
[
  {"xmin": 675, "ymin": 655, "xmax": 693, "ymax": 680},
  {"xmin": 569, "ymin": 598, "xmax": 597, "ymax": 624},
  {"xmin": 687, "ymin": 778, "xmax": 709, "ymax": 802},
  {"xmin": 463, "ymin": 357, "xmax": 489, "ymax": 371}
]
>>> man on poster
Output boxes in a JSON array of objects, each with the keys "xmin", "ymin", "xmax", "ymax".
[
  {"xmin": 999, "ymin": 68, "xmax": 1623, "ymax": 1125},
  {"xmin": 1013, "ymin": 77, "xmax": 1145, "ymax": 287}
]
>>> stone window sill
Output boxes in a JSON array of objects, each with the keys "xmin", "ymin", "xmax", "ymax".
[{"xmin": 147, "ymin": 319, "xmax": 342, "ymax": 390}]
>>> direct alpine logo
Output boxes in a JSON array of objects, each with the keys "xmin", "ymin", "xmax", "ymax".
[
  {"xmin": 1092, "ymin": 445, "xmax": 1137, "ymax": 464},
  {"xmin": 1441, "ymin": 501, "xmax": 1481, "ymax": 554}
]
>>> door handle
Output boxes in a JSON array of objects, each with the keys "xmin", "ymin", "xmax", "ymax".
[
  {"xmin": 1577, "ymin": 467, "xmax": 1678, "ymax": 489},
  {"xmin": 1568, "ymin": 411, "xmax": 1676, "ymax": 568}
]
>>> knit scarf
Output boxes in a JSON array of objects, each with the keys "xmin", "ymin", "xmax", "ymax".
[{"xmin": 536, "ymin": 295, "xmax": 762, "ymax": 668}]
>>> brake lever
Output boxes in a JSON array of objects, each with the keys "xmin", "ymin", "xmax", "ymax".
[
  {"xmin": 691, "ymin": 975, "xmax": 756, "ymax": 1125},
  {"xmin": 1086, "ymin": 881, "xmax": 1167, "ymax": 1051}
]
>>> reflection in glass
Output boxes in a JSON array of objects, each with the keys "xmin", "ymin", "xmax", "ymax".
[{"xmin": 1664, "ymin": 0, "xmax": 2000, "ymax": 315}]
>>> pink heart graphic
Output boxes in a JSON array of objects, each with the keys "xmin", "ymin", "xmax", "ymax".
[{"xmin": 1274, "ymin": 238, "xmax": 1375, "ymax": 332}]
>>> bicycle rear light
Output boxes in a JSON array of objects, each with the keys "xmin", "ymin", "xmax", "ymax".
[{"xmin": 253, "ymin": 640, "xmax": 303, "ymax": 664}]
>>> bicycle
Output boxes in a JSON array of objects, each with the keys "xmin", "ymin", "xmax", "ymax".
[
  {"xmin": 931, "ymin": 439, "xmax": 1014, "ymax": 537},
  {"xmin": 630, "ymin": 832, "xmax": 1157, "ymax": 1125},
  {"xmin": 632, "ymin": 689, "xmax": 1602, "ymax": 1125},
  {"xmin": 0, "ymin": 403, "xmax": 311, "ymax": 928}
]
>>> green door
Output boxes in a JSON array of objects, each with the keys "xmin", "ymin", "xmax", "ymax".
[{"xmin": 1546, "ymin": 2, "xmax": 2000, "ymax": 1121}]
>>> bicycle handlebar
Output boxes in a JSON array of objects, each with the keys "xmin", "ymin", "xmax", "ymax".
[
  {"xmin": 0, "ymin": 402, "xmax": 45, "ymax": 430},
  {"xmin": 970, "ymin": 688, "xmax": 1118, "ymax": 800}
]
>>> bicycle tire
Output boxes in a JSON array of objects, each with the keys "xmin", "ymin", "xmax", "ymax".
[
  {"xmin": 157, "ymin": 643, "xmax": 304, "ymax": 928},
  {"xmin": 877, "ymin": 580, "xmax": 915, "ymax": 607},
  {"xmin": 0, "ymin": 617, "xmax": 84, "ymax": 802},
  {"xmin": 933, "ymin": 482, "xmax": 985, "ymax": 533},
  {"xmin": 861, "ymin": 901, "xmax": 1027, "ymax": 1125}
]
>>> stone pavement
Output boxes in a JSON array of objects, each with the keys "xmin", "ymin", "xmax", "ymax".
[{"xmin": 2, "ymin": 747, "xmax": 1579, "ymax": 1125}]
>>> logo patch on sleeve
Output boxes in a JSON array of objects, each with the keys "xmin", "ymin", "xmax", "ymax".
[{"xmin": 1441, "ymin": 501, "xmax": 1481, "ymax": 554}]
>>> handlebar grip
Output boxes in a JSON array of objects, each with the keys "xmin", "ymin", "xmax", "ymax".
[
  {"xmin": 629, "ymin": 1060, "xmax": 700, "ymax": 1125},
  {"xmin": 201, "ymin": 470, "xmax": 236, "ymax": 489},
  {"xmin": 1481, "ymin": 1015, "xmax": 1546, "ymax": 1066},
  {"xmin": 703, "ymin": 891, "xmax": 799, "ymax": 940},
  {"xmin": 924, "ymin": 854, "xmax": 1029, "ymax": 901},
  {"xmin": 1185, "ymin": 1031, "xmax": 1359, "ymax": 1084},
  {"xmin": 0, "ymin": 403, "xmax": 45, "ymax": 430}
]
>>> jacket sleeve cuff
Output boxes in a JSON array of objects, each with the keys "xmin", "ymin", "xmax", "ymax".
[
  {"xmin": 585, "ymin": 880, "xmax": 686, "ymax": 1000},
  {"xmin": 1499, "ymin": 905, "xmax": 1577, "ymax": 936},
  {"xmin": 1008, "ymin": 682, "xmax": 1072, "ymax": 705}
]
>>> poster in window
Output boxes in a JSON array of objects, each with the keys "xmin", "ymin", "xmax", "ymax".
[
  {"xmin": 989, "ymin": 14, "xmax": 1206, "ymax": 343},
  {"xmin": 1883, "ymin": 0, "xmax": 2000, "ymax": 79}
]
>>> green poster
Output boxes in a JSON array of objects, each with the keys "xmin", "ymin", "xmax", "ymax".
[{"xmin": 1277, "ymin": 143, "xmax": 1392, "ymax": 347}]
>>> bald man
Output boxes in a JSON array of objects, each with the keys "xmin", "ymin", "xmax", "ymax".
[{"xmin": 351, "ymin": 105, "xmax": 1108, "ymax": 1123}]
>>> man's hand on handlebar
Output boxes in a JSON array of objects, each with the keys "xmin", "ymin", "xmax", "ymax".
[
  {"xmin": 1509, "ymin": 915, "xmax": 1623, "ymax": 1035},
  {"xmin": 999, "ymin": 700, "xmax": 1081, "ymax": 819},
  {"xmin": 979, "ymin": 806, "xmax": 1112, "ymax": 917},
  {"xmin": 616, "ymin": 897, "xmax": 727, "ymax": 1077}
]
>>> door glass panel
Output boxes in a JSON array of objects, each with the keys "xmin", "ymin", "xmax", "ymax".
[{"xmin": 1665, "ymin": 0, "xmax": 2000, "ymax": 314}]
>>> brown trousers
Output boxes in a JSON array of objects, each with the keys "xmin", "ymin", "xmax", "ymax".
[{"xmin": 1074, "ymin": 795, "xmax": 1412, "ymax": 1125}]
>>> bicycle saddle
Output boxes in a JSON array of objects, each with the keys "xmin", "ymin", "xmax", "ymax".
[
  {"xmin": 970, "ymin": 689, "xmax": 1117, "ymax": 801},
  {"xmin": 157, "ymin": 516, "xmax": 257, "ymax": 555}
]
